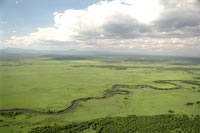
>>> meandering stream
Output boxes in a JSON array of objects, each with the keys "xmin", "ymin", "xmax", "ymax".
[{"xmin": 0, "ymin": 80, "xmax": 184, "ymax": 115}]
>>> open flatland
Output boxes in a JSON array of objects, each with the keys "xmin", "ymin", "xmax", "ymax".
[{"xmin": 0, "ymin": 55, "xmax": 200, "ymax": 133}]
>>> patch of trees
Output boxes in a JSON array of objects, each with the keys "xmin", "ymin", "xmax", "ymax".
[
  {"xmin": 52, "ymin": 56, "xmax": 88, "ymax": 60},
  {"xmin": 72, "ymin": 65, "xmax": 154, "ymax": 70},
  {"xmin": 168, "ymin": 110, "xmax": 175, "ymax": 114},
  {"xmin": 194, "ymin": 77, "xmax": 200, "ymax": 80},
  {"xmin": 0, "ymin": 112, "xmax": 23, "ymax": 117},
  {"xmin": 100, "ymin": 60, "xmax": 121, "ymax": 63},
  {"xmin": 164, "ymin": 67, "xmax": 200, "ymax": 71},
  {"xmin": 136, "ymin": 80, "xmax": 182, "ymax": 91},
  {"xmin": 185, "ymin": 102, "xmax": 194, "ymax": 106},
  {"xmin": 181, "ymin": 80, "xmax": 200, "ymax": 86},
  {"xmin": 185, "ymin": 101, "xmax": 200, "ymax": 106},
  {"xmin": 72, "ymin": 65, "xmax": 128, "ymax": 70},
  {"xmin": 29, "ymin": 115, "xmax": 200, "ymax": 133}
]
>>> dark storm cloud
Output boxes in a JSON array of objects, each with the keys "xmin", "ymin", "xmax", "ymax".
[
  {"xmin": 151, "ymin": 0, "xmax": 200, "ymax": 39},
  {"xmin": 102, "ymin": 14, "xmax": 151, "ymax": 39},
  {"xmin": 155, "ymin": 9, "xmax": 200, "ymax": 31},
  {"xmin": 75, "ymin": 14, "xmax": 152, "ymax": 40}
]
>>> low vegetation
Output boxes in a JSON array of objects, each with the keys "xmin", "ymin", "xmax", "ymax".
[{"xmin": 0, "ymin": 55, "xmax": 200, "ymax": 132}]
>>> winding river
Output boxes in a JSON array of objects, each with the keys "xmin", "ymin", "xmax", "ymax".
[{"xmin": 0, "ymin": 80, "xmax": 184, "ymax": 115}]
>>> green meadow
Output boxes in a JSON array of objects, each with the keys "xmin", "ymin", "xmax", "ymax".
[{"xmin": 0, "ymin": 55, "xmax": 200, "ymax": 132}]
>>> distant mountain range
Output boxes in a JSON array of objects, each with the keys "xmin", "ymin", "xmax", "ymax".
[
  {"xmin": 0, "ymin": 48, "xmax": 88, "ymax": 55},
  {"xmin": 0, "ymin": 48, "xmax": 135, "ymax": 56},
  {"xmin": 0, "ymin": 48, "xmax": 200, "ymax": 60}
]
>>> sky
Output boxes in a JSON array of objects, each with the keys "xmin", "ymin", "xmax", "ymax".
[{"xmin": 0, "ymin": 0, "xmax": 200, "ymax": 57}]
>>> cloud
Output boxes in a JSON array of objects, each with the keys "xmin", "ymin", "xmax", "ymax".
[
  {"xmin": 102, "ymin": 14, "xmax": 152, "ymax": 39},
  {"xmin": 155, "ymin": 9, "xmax": 200, "ymax": 31},
  {"xmin": 154, "ymin": 0, "xmax": 200, "ymax": 39},
  {"xmin": 11, "ymin": 30, "xmax": 16, "ymax": 33},
  {"xmin": 15, "ymin": 0, "xmax": 22, "ymax": 4},
  {"xmin": 1, "ymin": 0, "xmax": 200, "ymax": 56},
  {"xmin": 0, "ymin": 21, "xmax": 7, "ymax": 24}
]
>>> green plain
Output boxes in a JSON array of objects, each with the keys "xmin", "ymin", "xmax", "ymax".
[{"xmin": 0, "ymin": 56, "xmax": 200, "ymax": 132}]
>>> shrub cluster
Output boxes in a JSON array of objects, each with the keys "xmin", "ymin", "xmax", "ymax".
[{"xmin": 29, "ymin": 115, "xmax": 200, "ymax": 133}]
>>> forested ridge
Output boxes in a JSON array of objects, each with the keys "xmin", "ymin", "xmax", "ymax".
[{"xmin": 30, "ymin": 115, "xmax": 200, "ymax": 133}]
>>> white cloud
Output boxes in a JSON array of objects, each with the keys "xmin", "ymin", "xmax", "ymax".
[
  {"xmin": 1, "ymin": 0, "xmax": 200, "ymax": 56},
  {"xmin": 15, "ymin": 0, "xmax": 22, "ymax": 4},
  {"xmin": 0, "ymin": 0, "xmax": 163, "ymax": 48},
  {"xmin": 11, "ymin": 30, "xmax": 16, "ymax": 33},
  {"xmin": 0, "ymin": 21, "xmax": 7, "ymax": 24}
]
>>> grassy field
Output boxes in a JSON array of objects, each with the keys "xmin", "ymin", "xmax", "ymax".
[{"xmin": 0, "ymin": 55, "xmax": 200, "ymax": 132}]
